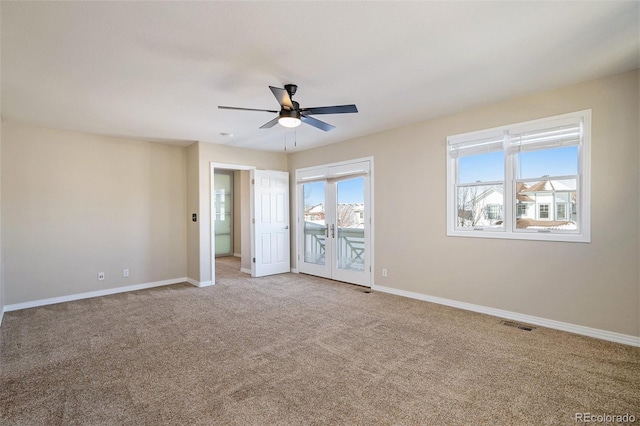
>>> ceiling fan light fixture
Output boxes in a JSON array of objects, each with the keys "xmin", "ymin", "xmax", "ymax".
[{"xmin": 278, "ymin": 110, "xmax": 301, "ymax": 128}]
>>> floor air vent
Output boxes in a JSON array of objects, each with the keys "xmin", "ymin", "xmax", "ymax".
[{"xmin": 501, "ymin": 320, "xmax": 535, "ymax": 331}]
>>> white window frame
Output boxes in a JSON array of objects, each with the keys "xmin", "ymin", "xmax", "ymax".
[{"xmin": 446, "ymin": 110, "xmax": 591, "ymax": 243}]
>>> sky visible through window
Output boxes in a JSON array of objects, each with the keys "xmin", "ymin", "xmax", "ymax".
[
  {"xmin": 458, "ymin": 146, "xmax": 578, "ymax": 183},
  {"xmin": 304, "ymin": 177, "xmax": 364, "ymax": 207},
  {"xmin": 303, "ymin": 181, "xmax": 324, "ymax": 207}
]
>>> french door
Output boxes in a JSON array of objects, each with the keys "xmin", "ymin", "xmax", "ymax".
[{"xmin": 297, "ymin": 160, "xmax": 371, "ymax": 287}]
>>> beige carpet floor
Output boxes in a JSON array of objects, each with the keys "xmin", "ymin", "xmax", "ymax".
[{"xmin": 1, "ymin": 257, "xmax": 638, "ymax": 425}]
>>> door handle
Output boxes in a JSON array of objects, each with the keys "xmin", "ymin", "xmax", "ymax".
[
  {"xmin": 330, "ymin": 224, "xmax": 335, "ymax": 238},
  {"xmin": 284, "ymin": 226, "xmax": 289, "ymax": 230},
  {"xmin": 324, "ymin": 226, "xmax": 329, "ymax": 237}
]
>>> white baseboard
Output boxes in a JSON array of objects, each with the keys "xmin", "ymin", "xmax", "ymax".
[
  {"xmin": 5, "ymin": 278, "xmax": 189, "ymax": 312},
  {"xmin": 186, "ymin": 278, "xmax": 214, "ymax": 288},
  {"xmin": 0, "ymin": 307, "xmax": 4, "ymax": 326},
  {"xmin": 240, "ymin": 268, "xmax": 252, "ymax": 275},
  {"xmin": 290, "ymin": 268, "xmax": 298, "ymax": 273},
  {"xmin": 372, "ymin": 284, "xmax": 640, "ymax": 348}
]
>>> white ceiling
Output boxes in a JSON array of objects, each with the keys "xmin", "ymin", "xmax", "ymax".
[{"xmin": 1, "ymin": 1, "xmax": 638, "ymax": 152}]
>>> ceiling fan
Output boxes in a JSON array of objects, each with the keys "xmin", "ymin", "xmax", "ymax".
[{"xmin": 218, "ymin": 84, "xmax": 358, "ymax": 132}]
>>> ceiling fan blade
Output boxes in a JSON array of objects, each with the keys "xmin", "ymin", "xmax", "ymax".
[
  {"xmin": 300, "ymin": 104, "xmax": 358, "ymax": 115},
  {"xmin": 269, "ymin": 86, "xmax": 294, "ymax": 110},
  {"xmin": 259, "ymin": 117, "xmax": 280, "ymax": 129},
  {"xmin": 301, "ymin": 114, "xmax": 335, "ymax": 132},
  {"xmin": 218, "ymin": 106, "xmax": 279, "ymax": 113}
]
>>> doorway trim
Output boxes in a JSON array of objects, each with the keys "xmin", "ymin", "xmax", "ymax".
[
  {"xmin": 210, "ymin": 162, "xmax": 256, "ymax": 286},
  {"xmin": 294, "ymin": 156, "xmax": 375, "ymax": 287}
]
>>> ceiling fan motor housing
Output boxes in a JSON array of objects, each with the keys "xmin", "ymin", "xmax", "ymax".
[
  {"xmin": 279, "ymin": 108, "xmax": 300, "ymax": 120},
  {"xmin": 284, "ymin": 84, "xmax": 298, "ymax": 98}
]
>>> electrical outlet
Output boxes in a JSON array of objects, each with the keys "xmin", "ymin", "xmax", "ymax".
[
  {"xmin": 97, "ymin": 272, "xmax": 105, "ymax": 281},
  {"xmin": 382, "ymin": 268, "xmax": 388, "ymax": 277},
  {"xmin": 123, "ymin": 268, "xmax": 129, "ymax": 277}
]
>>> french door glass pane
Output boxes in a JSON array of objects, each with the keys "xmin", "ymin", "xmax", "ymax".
[
  {"xmin": 336, "ymin": 177, "xmax": 365, "ymax": 272},
  {"xmin": 303, "ymin": 181, "xmax": 326, "ymax": 265}
]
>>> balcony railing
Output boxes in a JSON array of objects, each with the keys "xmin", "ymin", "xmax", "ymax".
[{"xmin": 303, "ymin": 222, "xmax": 365, "ymax": 272}]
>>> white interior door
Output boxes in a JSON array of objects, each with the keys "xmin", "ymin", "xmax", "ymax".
[
  {"xmin": 297, "ymin": 160, "xmax": 371, "ymax": 287},
  {"xmin": 251, "ymin": 170, "xmax": 290, "ymax": 277}
]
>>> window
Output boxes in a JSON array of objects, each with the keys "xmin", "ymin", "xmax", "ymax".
[
  {"xmin": 447, "ymin": 110, "xmax": 590, "ymax": 242},
  {"xmin": 486, "ymin": 204, "xmax": 501, "ymax": 220},
  {"xmin": 538, "ymin": 204, "xmax": 549, "ymax": 219},
  {"xmin": 451, "ymin": 134, "xmax": 505, "ymax": 230},
  {"xmin": 556, "ymin": 203, "xmax": 567, "ymax": 220}
]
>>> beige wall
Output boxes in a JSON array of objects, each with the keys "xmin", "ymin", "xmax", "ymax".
[
  {"xmin": 2, "ymin": 123, "xmax": 188, "ymax": 304},
  {"xmin": 188, "ymin": 141, "xmax": 287, "ymax": 284},
  {"xmin": 288, "ymin": 70, "xmax": 640, "ymax": 337},
  {"xmin": 186, "ymin": 142, "xmax": 200, "ymax": 281}
]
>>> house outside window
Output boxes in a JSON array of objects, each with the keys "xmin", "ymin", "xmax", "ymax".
[{"xmin": 446, "ymin": 110, "xmax": 591, "ymax": 242}]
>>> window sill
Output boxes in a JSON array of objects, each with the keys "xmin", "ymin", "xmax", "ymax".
[{"xmin": 447, "ymin": 228, "xmax": 590, "ymax": 243}]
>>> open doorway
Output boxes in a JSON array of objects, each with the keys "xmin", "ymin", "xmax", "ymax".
[
  {"xmin": 211, "ymin": 164, "xmax": 254, "ymax": 277},
  {"xmin": 210, "ymin": 163, "xmax": 291, "ymax": 285}
]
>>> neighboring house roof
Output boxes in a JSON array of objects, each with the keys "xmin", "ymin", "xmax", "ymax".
[
  {"xmin": 305, "ymin": 203, "xmax": 325, "ymax": 214},
  {"xmin": 518, "ymin": 179, "xmax": 577, "ymax": 204},
  {"xmin": 470, "ymin": 186, "xmax": 503, "ymax": 203},
  {"xmin": 468, "ymin": 181, "xmax": 575, "ymax": 205},
  {"xmin": 516, "ymin": 182, "xmax": 535, "ymax": 202},
  {"xmin": 521, "ymin": 179, "xmax": 573, "ymax": 193}
]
